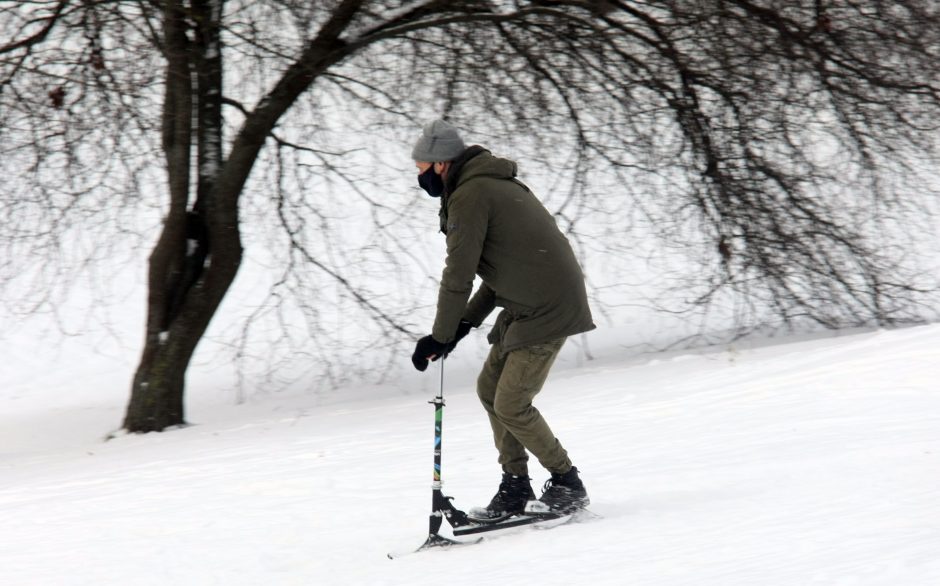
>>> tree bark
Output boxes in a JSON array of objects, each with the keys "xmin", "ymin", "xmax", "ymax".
[
  {"xmin": 124, "ymin": 0, "xmax": 235, "ymax": 432},
  {"xmin": 124, "ymin": 0, "xmax": 357, "ymax": 432}
]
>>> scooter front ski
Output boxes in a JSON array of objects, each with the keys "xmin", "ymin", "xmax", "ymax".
[{"xmin": 387, "ymin": 533, "xmax": 482, "ymax": 559}]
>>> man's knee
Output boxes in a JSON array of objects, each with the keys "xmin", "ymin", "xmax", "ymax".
[
  {"xmin": 492, "ymin": 392, "xmax": 533, "ymax": 425},
  {"xmin": 477, "ymin": 369, "xmax": 497, "ymax": 406}
]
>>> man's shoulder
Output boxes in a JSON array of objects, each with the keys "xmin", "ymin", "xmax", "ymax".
[{"xmin": 445, "ymin": 183, "xmax": 489, "ymax": 221}]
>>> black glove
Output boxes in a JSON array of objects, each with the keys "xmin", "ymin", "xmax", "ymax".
[
  {"xmin": 412, "ymin": 335, "xmax": 449, "ymax": 372},
  {"xmin": 411, "ymin": 320, "xmax": 475, "ymax": 372}
]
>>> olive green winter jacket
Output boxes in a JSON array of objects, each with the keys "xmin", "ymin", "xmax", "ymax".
[{"xmin": 431, "ymin": 147, "xmax": 595, "ymax": 352}]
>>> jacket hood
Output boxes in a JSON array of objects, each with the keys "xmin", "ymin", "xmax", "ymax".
[{"xmin": 444, "ymin": 146, "xmax": 517, "ymax": 194}]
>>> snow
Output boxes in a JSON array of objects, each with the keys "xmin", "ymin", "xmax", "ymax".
[{"xmin": 2, "ymin": 324, "xmax": 940, "ymax": 585}]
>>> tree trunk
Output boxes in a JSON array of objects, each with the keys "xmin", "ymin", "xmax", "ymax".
[
  {"xmin": 125, "ymin": 233, "xmax": 241, "ymax": 432},
  {"xmin": 124, "ymin": 1, "xmax": 358, "ymax": 432},
  {"xmin": 124, "ymin": 0, "xmax": 236, "ymax": 432}
]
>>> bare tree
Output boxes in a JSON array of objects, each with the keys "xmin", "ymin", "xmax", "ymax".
[{"xmin": 2, "ymin": 1, "xmax": 939, "ymax": 432}]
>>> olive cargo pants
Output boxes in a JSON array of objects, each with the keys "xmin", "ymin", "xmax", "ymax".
[{"xmin": 476, "ymin": 336, "xmax": 572, "ymax": 477}]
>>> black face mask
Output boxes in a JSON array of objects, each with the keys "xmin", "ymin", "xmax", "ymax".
[{"xmin": 418, "ymin": 166, "xmax": 445, "ymax": 198}]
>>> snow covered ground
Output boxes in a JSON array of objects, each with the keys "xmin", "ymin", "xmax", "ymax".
[{"xmin": 2, "ymin": 324, "xmax": 939, "ymax": 585}]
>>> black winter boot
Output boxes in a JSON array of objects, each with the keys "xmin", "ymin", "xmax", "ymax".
[
  {"xmin": 467, "ymin": 473, "xmax": 536, "ymax": 521},
  {"xmin": 527, "ymin": 466, "xmax": 589, "ymax": 515}
]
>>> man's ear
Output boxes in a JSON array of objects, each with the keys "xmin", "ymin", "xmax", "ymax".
[{"xmin": 435, "ymin": 161, "xmax": 450, "ymax": 176}]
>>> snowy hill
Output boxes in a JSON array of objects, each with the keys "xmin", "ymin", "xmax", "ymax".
[{"xmin": 2, "ymin": 325, "xmax": 939, "ymax": 585}]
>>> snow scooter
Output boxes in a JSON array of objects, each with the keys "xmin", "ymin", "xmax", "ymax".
[{"xmin": 389, "ymin": 358, "xmax": 574, "ymax": 559}]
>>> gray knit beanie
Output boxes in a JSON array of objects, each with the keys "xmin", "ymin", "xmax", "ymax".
[{"xmin": 411, "ymin": 119, "xmax": 466, "ymax": 162}]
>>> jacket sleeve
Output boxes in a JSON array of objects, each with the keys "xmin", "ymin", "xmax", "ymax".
[
  {"xmin": 464, "ymin": 283, "xmax": 496, "ymax": 327},
  {"xmin": 431, "ymin": 188, "xmax": 488, "ymax": 343}
]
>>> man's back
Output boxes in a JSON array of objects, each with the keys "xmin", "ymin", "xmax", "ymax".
[{"xmin": 438, "ymin": 148, "xmax": 594, "ymax": 351}]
